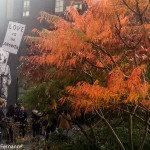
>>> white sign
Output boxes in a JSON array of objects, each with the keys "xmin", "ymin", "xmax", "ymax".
[{"xmin": 2, "ymin": 21, "xmax": 25, "ymax": 54}]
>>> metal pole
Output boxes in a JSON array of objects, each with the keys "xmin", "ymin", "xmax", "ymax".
[{"xmin": 0, "ymin": 74, "xmax": 2, "ymax": 97}]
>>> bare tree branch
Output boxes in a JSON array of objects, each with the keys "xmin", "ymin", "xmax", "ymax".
[
  {"xmin": 95, "ymin": 109, "xmax": 125, "ymax": 150},
  {"xmin": 122, "ymin": 0, "xmax": 139, "ymax": 14},
  {"xmin": 128, "ymin": 106, "xmax": 136, "ymax": 150},
  {"xmin": 115, "ymin": 25, "xmax": 143, "ymax": 50},
  {"xmin": 141, "ymin": 0, "xmax": 150, "ymax": 15},
  {"xmin": 91, "ymin": 43, "xmax": 117, "ymax": 67},
  {"xmin": 139, "ymin": 113, "xmax": 149, "ymax": 150},
  {"xmin": 84, "ymin": 57, "xmax": 108, "ymax": 70},
  {"xmin": 119, "ymin": 108, "xmax": 150, "ymax": 126}
]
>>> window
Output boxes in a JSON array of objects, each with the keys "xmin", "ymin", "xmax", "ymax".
[
  {"xmin": 7, "ymin": 0, "xmax": 14, "ymax": 20},
  {"xmin": 55, "ymin": 0, "xmax": 64, "ymax": 13},
  {"xmin": 23, "ymin": 0, "xmax": 30, "ymax": 17},
  {"xmin": 66, "ymin": 3, "xmax": 82, "ymax": 11}
]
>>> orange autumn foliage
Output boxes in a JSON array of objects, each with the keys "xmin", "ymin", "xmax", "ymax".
[
  {"xmin": 20, "ymin": 0, "xmax": 150, "ymax": 114},
  {"xmin": 63, "ymin": 66, "xmax": 149, "ymax": 113}
]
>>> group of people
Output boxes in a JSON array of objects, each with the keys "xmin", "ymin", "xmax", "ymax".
[
  {"xmin": 32, "ymin": 108, "xmax": 72, "ymax": 141},
  {"xmin": 0, "ymin": 98, "xmax": 73, "ymax": 143},
  {"xmin": 0, "ymin": 98, "xmax": 27, "ymax": 143}
]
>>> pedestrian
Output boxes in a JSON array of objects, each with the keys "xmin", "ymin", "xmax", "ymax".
[
  {"xmin": 14, "ymin": 103, "xmax": 21, "ymax": 122},
  {"xmin": 6, "ymin": 105, "xmax": 15, "ymax": 143},
  {"xmin": 13, "ymin": 103, "xmax": 21, "ymax": 141},
  {"xmin": 18, "ymin": 106, "xmax": 27, "ymax": 140},
  {"xmin": 0, "ymin": 98, "xmax": 6, "ymax": 143},
  {"xmin": 45, "ymin": 109, "xmax": 57, "ymax": 141},
  {"xmin": 57, "ymin": 110, "xmax": 72, "ymax": 131},
  {"xmin": 32, "ymin": 107, "xmax": 42, "ymax": 137}
]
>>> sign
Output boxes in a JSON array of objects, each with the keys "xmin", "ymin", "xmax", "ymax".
[{"xmin": 2, "ymin": 21, "xmax": 25, "ymax": 54}]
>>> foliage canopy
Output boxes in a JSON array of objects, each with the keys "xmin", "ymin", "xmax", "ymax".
[{"xmin": 20, "ymin": 0, "xmax": 150, "ymax": 115}]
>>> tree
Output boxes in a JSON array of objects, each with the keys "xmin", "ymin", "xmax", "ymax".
[{"xmin": 20, "ymin": 0, "xmax": 150, "ymax": 149}]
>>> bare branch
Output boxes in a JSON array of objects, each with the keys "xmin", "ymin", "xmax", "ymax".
[
  {"xmin": 141, "ymin": 0, "xmax": 150, "ymax": 15},
  {"xmin": 61, "ymin": 114, "xmax": 94, "ymax": 144},
  {"xmin": 95, "ymin": 49, "xmax": 112, "ymax": 70},
  {"xmin": 95, "ymin": 109, "xmax": 125, "ymax": 150},
  {"xmin": 135, "ymin": 0, "xmax": 144, "ymax": 24},
  {"xmin": 133, "ymin": 49, "xmax": 138, "ymax": 67},
  {"xmin": 115, "ymin": 25, "xmax": 143, "ymax": 50},
  {"xmin": 119, "ymin": 108, "xmax": 150, "ymax": 126},
  {"xmin": 128, "ymin": 105, "xmax": 136, "ymax": 150},
  {"xmin": 139, "ymin": 113, "xmax": 149, "ymax": 150},
  {"xmin": 122, "ymin": 0, "xmax": 139, "ymax": 14},
  {"xmin": 84, "ymin": 57, "xmax": 108, "ymax": 70},
  {"xmin": 116, "ymin": 14, "xmax": 121, "ymax": 30},
  {"xmin": 91, "ymin": 43, "xmax": 117, "ymax": 67}
]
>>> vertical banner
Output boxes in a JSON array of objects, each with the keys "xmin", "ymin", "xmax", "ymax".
[
  {"xmin": 0, "ymin": 48, "xmax": 11, "ymax": 100},
  {"xmin": 0, "ymin": 21, "xmax": 25, "ymax": 105},
  {"xmin": 2, "ymin": 21, "xmax": 25, "ymax": 54}
]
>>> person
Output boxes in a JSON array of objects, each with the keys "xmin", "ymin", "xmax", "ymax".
[
  {"xmin": 57, "ymin": 110, "xmax": 72, "ymax": 131},
  {"xmin": 14, "ymin": 103, "xmax": 21, "ymax": 122},
  {"xmin": 32, "ymin": 108, "xmax": 42, "ymax": 137},
  {"xmin": 18, "ymin": 106, "xmax": 27, "ymax": 140},
  {"xmin": 6, "ymin": 105, "xmax": 15, "ymax": 143},
  {"xmin": 13, "ymin": 103, "xmax": 21, "ymax": 140},
  {"xmin": 45, "ymin": 109, "xmax": 57, "ymax": 141},
  {"xmin": 6, "ymin": 105, "xmax": 15, "ymax": 118},
  {"xmin": 0, "ymin": 98, "xmax": 6, "ymax": 143}
]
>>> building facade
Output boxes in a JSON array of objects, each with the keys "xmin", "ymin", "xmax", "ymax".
[{"xmin": 0, "ymin": 0, "xmax": 82, "ymax": 106}]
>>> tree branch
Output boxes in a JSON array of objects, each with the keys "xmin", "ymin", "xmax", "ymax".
[
  {"xmin": 61, "ymin": 114, "xmax": 95, "ymax": 145},
  {"xmin": 85, "ymin": 115, "xmax": 96, "ymax": 143},
  {"xmin": 95, "ymin": 49, "xmax": 112, "ymax": 70},
  {"xmin": 91, "ymin": 43, "xmax": 117, "ymax": 67},
  {"xmin": 135, "ymin": 0, "xmax": 143, "ymax": 24},
  {"xmin": 128, "ymin": 106, "xmax": 136, "ymax": 150},
  {"xmin": 115, "ymin": 25, "xmax": 143, "ymax": 50},
  {"xmin": 119, "ymin": 107, "xmax": 150, "ymax": 126},
  {"xmin": 95, "ymin": 109, "xmax": 125, "ymax": 150},
  {"xmin": 73, "ymin": 119, "xmax": 94, "ymax": 144},
  {"xmin": 84, "ymin": 57, "xmax": 108, "ymax": 70},
  {"xmin": 139, "ymin": 113, "xmax": 149, "ymax": 150},
  {"xmin": 122, "ymin": 0, "xmax": 139, "ymax": 14},
  {"xmin": 133, "ymin": 49, "xmax": 138, "ymax": 67},
  {"xmin": 141, "ymin": 0, "xmax": 150, "ymax": 15}
]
